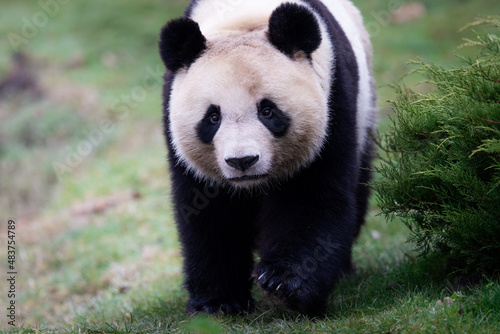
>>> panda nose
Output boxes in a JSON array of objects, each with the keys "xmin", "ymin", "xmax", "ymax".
[{"xmin": 225, "ymin": 155, "xmax": 259, "ymax": 172}]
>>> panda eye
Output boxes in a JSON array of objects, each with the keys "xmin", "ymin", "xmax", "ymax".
[
  {"xmin": 197, "ymin": 105, "xmax": 221, "ymax": 144},
  {"xmin": 260, "ymin": 107, "xmax": 274, "ymax": 118},
  {"xmin": 209, "ymin": 112, "xmax": 220, "ymax": 124},
  {"xmin": 258, "ymin": 99, "xmax": 290, "ymax": 137}
]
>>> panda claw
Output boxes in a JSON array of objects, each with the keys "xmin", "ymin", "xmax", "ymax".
[{"xmin": 258, "ymin": 272, "xmax": 266, "ymax": 281}]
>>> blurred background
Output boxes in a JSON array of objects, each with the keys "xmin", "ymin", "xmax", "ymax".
[{"xmin": 1, "ymin": 0, "xmax": 499, "ymax": 328}]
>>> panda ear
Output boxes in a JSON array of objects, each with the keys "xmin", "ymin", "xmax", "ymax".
[
  {"xmin": 159, "ymin": 17, "xmax": 207, "ymax": 72},
  {"xmin": 268, "ymin": 3, "xmax": 322, "ymax": 58}
]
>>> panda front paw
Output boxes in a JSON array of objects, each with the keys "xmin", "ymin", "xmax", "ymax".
[
  {"xmin": 187, "ymin": 297, "xmax": 254, "ymax": 315},
  {"xmin": 254, "ymin": 260, "xmax": 327, "ymax": 317}
]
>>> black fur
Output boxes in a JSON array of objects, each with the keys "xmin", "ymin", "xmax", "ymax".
[
  {"xmin": 353, "ymin": 140, "xmax": 374, "ymax": 239},
  {"xmin": 268, "ymin": 3, "xmax": 322, "ymax": 58},
  {"xmin": 160, "ymin": 0, "xmax": 374, "ymax": 317},
  {"xmin": 158, "ymin": 17, "xmax": 206, "ymax": 72}
]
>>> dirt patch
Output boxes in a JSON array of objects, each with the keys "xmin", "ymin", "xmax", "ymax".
[{"xmin": 391, "ymin": 2, "xmax": 426, "ymax": 24}]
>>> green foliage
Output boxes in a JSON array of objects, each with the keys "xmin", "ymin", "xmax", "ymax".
[{"xmin": 374, "ymin": 17, "xmax": 500, "ymax": 274}]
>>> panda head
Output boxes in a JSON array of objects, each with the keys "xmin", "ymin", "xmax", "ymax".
[{"xmin": 159, "ymin": 3, "xmax": 330, "ymax": 189}]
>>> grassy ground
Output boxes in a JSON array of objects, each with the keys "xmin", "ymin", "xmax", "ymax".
[{"xmin": 1, "ymin": 0, "xmax": 499, "ymax": 332}]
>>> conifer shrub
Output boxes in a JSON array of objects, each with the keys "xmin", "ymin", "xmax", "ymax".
[{"xmin": 373, "ymin": 18, "xmax": 500, "ymax": 274}]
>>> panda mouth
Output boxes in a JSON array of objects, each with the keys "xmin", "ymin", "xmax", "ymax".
[{"xmin": 228, "ymin": 174, "xmax": 268, "ymax": 183}]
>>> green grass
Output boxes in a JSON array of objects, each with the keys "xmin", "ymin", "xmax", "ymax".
[{"xmin": 1, "ymin": 0, "xmax": 500, "ymax": 333}]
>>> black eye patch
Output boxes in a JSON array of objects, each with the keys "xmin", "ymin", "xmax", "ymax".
[
  {"xmin": 258, "ymin": 99, "xmax": 290, "ymax": 137},
  {"xmin": 197, "ymin": 105, "xmax": 221, "ymax": 144}
]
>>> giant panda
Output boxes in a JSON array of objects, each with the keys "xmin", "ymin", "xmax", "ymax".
[{"xmin": 158, "ymin": 0, "xmax": 376, "ymax": 316}]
